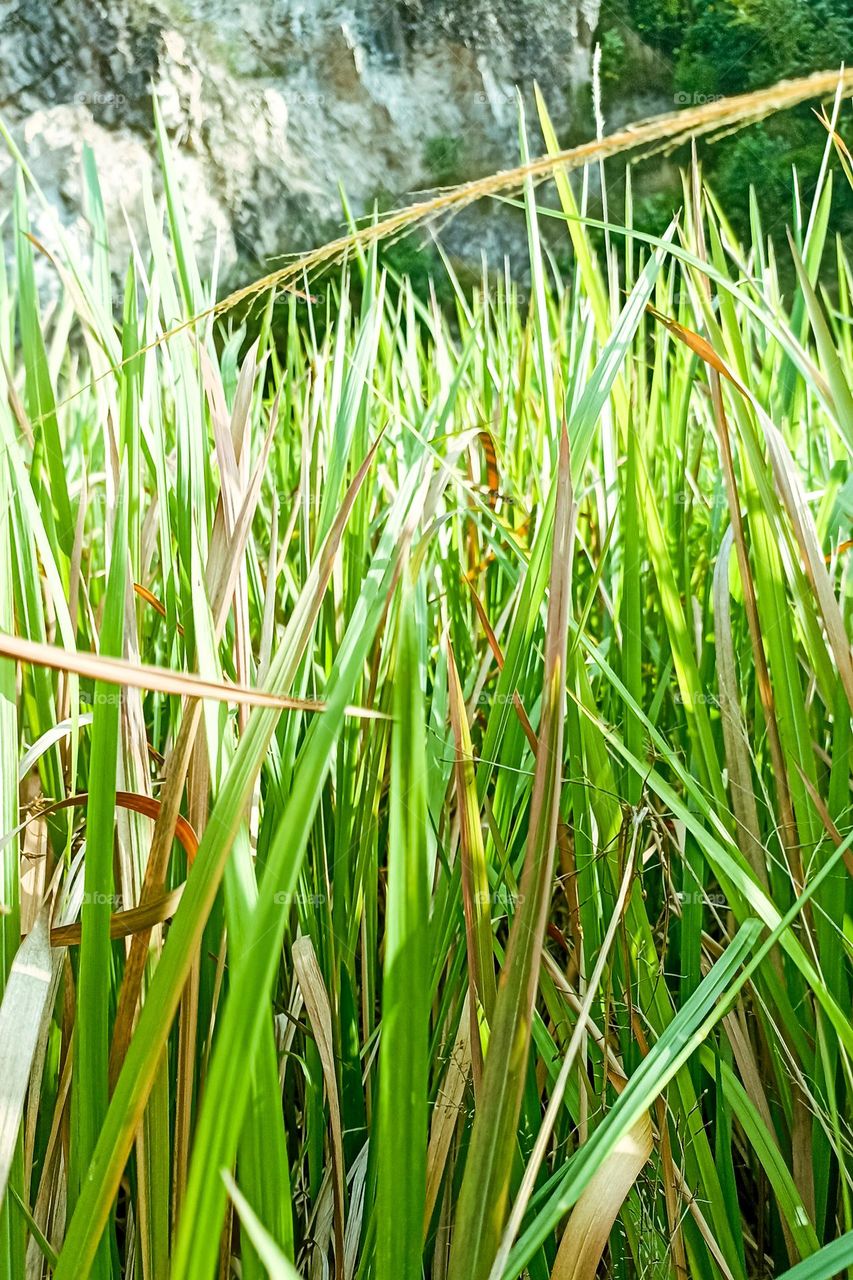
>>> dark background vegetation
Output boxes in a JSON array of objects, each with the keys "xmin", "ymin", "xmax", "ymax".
[{"xmin": 597, "ymin": 0, "xmax": 853, "ymax": 236}]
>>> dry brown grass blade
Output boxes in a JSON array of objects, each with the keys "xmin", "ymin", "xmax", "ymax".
[
  {"xmin": 464, "ymin": 578, "xmax": 538, "ymax": 753},
  {"xmin": 825, "ymin": 537, "xmax": 853, "ymax": 561},
  {"xmin": 26, "ymin": 791, "xmax": 199, "ymax": 863},
  {"xmin": 712, "ymin": 527, "xmax": 769, "ymax": 886},
  {"xmin": 815, "ymin": 103, "xmax": 853, "ymax": 186},
  {"xmin": 28, "ymin": 70, "xmax": 853, "ymax": 430},
  {"xmin": 795, "ymin": 763, "xmax": 853, "ymax": 877},
  {"xmin": 646, "ymin": 304, "xmax": 749, "ymax": 394},
  {"xmin": 0, "ymin": 910, "xmax": 54, "ymax": 1204},
  {"xmin": 25, "ymin": 1049, "xmax": 70, "ymax": 1276},
  {"xmin": 0, "ymin": 631, "xmax": 385, "ymax": 719},
  {"xmin": 11, "ymin": 794, "xmax": 192, "ymax": 947},
  {"xmin": 0, "ymin": 346, "xmax": 35, "ymax": 447},
  {"xmin": 292, "ymin": 935, "xmax": 346, "ymax": 1280},
  {"xmin": 132, "ymin": 582, "xmax": 185, "ymax": 637},
  {"xmin": 50, "ymin": 887, "xmax": 185, "ymax": 949},
  {"xmin": 477, "ymin": 431, "xmax": 500, "ymax": 510},
  {"xmin": 549, "ymin": 1112, "xmax": 653, "ymax": 1280},
  {"xmin": 424, "ymin": 994, "xmax": 472, "ymax": 1236},
  {"xmin": 543, "ymin": 957, "xmax": 726, "ymax": 1280},
  {"xmin": 446, "ymin": 635, "xmax": 497, "ymax": 1077}
]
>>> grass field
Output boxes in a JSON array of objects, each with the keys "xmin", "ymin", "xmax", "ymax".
[{"xmin": 0, "ymin": 80, "xmax": 851, "ymax": 1280}]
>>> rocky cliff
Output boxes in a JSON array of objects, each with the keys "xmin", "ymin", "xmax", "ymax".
[{"xmin": 0, "ymin": 0, "xmax": 601, "ymax": 285}]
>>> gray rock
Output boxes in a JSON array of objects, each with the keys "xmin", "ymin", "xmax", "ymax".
[{"xmin": 0, "ymin": 0, "xmax": 600, "ymax": 290}]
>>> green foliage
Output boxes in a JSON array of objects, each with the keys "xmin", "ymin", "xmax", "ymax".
[
  {"xmin": 602, "ymin": 0, "xmax": 853, "ymax": 237},
  {"xmin": 0, "ymin": 100, "xmax": 851, "ymax": 1280},
  {"xmin": 613, "ymin": 0, "xmax": 687, "ymax": 59},
  {"xmin": 423, "ymin": 133, "xmax": 467, "ymax": 186},
  {"xmin": 598, "ymin": 28, "xmax": 628, "ymax": 84},
  {"xmin": 675, "ymin": 0, "xmax": 853, "ymax": 96}
]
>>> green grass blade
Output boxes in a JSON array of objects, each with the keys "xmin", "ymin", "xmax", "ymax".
[{"xmin": 376, "ymin": 574, "xmax": 430, "ymax": 1280}]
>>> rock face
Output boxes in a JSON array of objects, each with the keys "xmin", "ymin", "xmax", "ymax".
[{"xmin": 0, "ymin": 0, "xmax": 601, "ymax": 285}]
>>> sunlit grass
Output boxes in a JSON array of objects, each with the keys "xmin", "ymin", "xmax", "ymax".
[{"xmin": 0, "ymin": 82, "xmax": 851, "ymax": 1280}]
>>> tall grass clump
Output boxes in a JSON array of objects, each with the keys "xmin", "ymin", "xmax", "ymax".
[{"xmin": 0, "ymin": 75, "xmax": 851, "ymax": 1280}]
